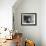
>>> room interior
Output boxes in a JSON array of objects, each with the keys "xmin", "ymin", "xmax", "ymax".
[{"xmin": 0, "ymin": 0, "xmax": 46, "ymax": 46}]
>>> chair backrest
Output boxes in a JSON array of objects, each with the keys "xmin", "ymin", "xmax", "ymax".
[
  {"xmin": 13, "ymin": 33, "xmax": 22, "ymax": 39},
  {"xmin": 25, "ymin": 40, "xmax": 35, "ymax": 46}
]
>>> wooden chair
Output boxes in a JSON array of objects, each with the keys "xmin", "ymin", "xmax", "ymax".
[
  {"xmin": 25, "ymin": 40, "xmax": 35, "ymax": 46},
  {"xmin": 13, "ymin": 33, "xmax": 23, "ymax": 46}
]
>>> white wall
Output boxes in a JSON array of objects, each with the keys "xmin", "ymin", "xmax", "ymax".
[
  {"xmin": 13, "ymin": 0, "xmax": 41, "ymax": 46},
  {"xmin": 40, "ymin": 0, "xmax": 46, "ymax": 46},
  {"xmin": 0, "ymin": 0, "xmax": 17, "ymax": 30}
]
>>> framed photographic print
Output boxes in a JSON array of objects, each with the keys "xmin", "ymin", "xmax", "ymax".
[{"xmin": 21, "ymin": 13, "xmax": 37, "ymax": 26}]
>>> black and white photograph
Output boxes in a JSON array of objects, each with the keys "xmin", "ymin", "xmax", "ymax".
[{"xmin": 21, "ymin": 13, "xmax": 37, "ymax": 26}]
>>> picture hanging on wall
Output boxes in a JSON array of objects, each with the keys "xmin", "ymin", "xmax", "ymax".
[{"xmin": 21, "ymin": 13, "xmax": 37, "ymax": 26}]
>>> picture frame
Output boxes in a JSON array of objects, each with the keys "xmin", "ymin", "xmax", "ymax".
[{"xmin": 21, "ymin": 13, "xmax": 37, "ymax": 26}]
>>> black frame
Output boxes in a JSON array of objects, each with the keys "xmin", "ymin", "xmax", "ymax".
[{"xmin": 21, "ymin": 13, "xmax": 37, "ymax": 26}]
